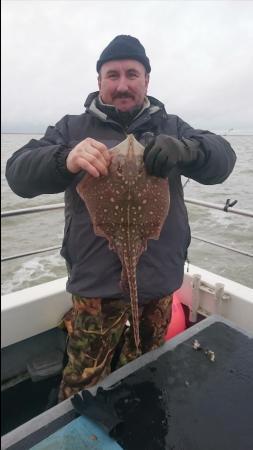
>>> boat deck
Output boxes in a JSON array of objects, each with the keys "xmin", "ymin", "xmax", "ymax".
[{"xmin": 2, "ymin": 316, "xmax": 253, "ymax": 450}]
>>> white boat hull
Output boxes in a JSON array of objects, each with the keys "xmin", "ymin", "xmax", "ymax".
[{"xmin": 1, "ymin": 264, "xmax": 253, "ymax": 350}]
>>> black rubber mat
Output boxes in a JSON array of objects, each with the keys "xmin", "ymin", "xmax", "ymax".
[{"xmin": 102, "ymin": 321, "xmax": 253, "ymax": 450}]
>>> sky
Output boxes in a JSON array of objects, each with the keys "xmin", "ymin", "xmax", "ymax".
[{"xmin": 2, "ymin": 0, "xmax": 253, "ymax": 133}]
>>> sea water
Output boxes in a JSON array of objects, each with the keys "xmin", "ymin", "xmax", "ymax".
[{"xmin": 1, "ymin": 133, "xmax": 253, "ymax": 294}]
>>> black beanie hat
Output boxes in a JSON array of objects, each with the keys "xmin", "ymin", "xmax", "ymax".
[{"xmin": 96, "ymin": 35, "xmax": 151, "ymax": 73}]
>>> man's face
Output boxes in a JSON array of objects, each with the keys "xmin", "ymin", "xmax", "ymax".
[{"xmin": 98, "ymin": 60, "xmax": 149, "ymax": 112}]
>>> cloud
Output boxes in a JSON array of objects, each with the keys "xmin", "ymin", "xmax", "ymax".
[{"xmin": 2, "ymin": 0, "xmax": 253, "ymax": 132}]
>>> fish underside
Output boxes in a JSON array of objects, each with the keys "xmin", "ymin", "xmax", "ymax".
[{"xmin": 76, "ymin": 134, "xmax": 170, "ymax": 353}]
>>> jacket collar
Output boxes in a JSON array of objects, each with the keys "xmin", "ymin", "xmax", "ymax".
[{"xmin": 84, "ymin": 91, "xmax": 164, "ymax": 124}]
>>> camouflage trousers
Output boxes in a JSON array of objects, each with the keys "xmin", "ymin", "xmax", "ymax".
[{"xmin": 58, "ymin": 294, "xmax": 172, "ymax": 402}]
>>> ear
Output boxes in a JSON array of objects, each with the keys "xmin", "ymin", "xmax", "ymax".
[
  {"xmin": 145, "ymin": 73, "xmax": 150, "ymax": 92},
  {"xmin": 98, "ymin": 74, "xmax": 101, "ymax": 90}
]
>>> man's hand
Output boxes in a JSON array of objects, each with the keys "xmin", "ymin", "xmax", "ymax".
[
  {"xmin": 66, "ymin": 138, "xmax": 112, "ymax": 177},
  {"xmin": 143, "ymin": 134, "xmax": 204, "ymax": 178}
]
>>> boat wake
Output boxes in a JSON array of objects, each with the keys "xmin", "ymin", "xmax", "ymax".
[{"xmin": 1, "ymin": 252, "xmax": 66, "ymax": 295}]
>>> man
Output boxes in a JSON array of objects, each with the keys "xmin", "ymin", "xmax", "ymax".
[{"xmin": 6, "ymin": 35, "xmax": 236, "ymax": 401}]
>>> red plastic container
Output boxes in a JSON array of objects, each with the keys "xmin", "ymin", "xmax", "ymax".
[{"xmin": 164, "ymin": 293, "xmax": 186, "ymax": 340}]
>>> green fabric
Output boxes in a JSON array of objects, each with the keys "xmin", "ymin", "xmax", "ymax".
[{"xmin": 59, "ymin": 294, "xmax": 172, "ymax": 401}]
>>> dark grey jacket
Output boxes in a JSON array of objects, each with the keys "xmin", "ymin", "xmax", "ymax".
[{"xmin": 5, "ymin": 93, "xmax": 236, "ymax": 302}]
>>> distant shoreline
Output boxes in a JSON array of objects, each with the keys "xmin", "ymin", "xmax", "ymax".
[
  {"xmin": 1, "ymin": 132, "xmax": 43, "ymax": 135},
  {"xmin": 2, "ymin": 132, "xmax": 253, "ymax": 137}
]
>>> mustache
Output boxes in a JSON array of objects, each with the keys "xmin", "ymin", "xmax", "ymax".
[{"xmin": 112, "ymin": 93, "xmax": 134, "ymax": 100}]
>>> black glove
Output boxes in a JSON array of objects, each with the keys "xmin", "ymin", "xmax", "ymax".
[
  {"xmin": 71, "ymin": 387, "xmax": 122, "ymax": 433},
  {"xmin": 143, "ymin": 134, "xmax": 205, "ymax": 178}
]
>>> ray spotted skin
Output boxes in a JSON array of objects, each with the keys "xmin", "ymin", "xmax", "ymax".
[{"xmin": 76, "ymin": 135, "xmax": 170, "ymax": 352}]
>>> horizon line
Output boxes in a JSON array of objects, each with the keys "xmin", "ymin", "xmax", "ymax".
[{"xmin": 2, "ymin": 130, "xmax": 253, "ymax": 137}]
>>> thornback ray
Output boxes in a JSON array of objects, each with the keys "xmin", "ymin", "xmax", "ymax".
[{"xmin": 76, "ymin": 134, "xmax": 170, "ymax": 353}]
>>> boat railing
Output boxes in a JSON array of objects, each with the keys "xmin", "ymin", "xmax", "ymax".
[{"xmin": 1, "ymin": 198, "xmax": 253, "ymax": 261}]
